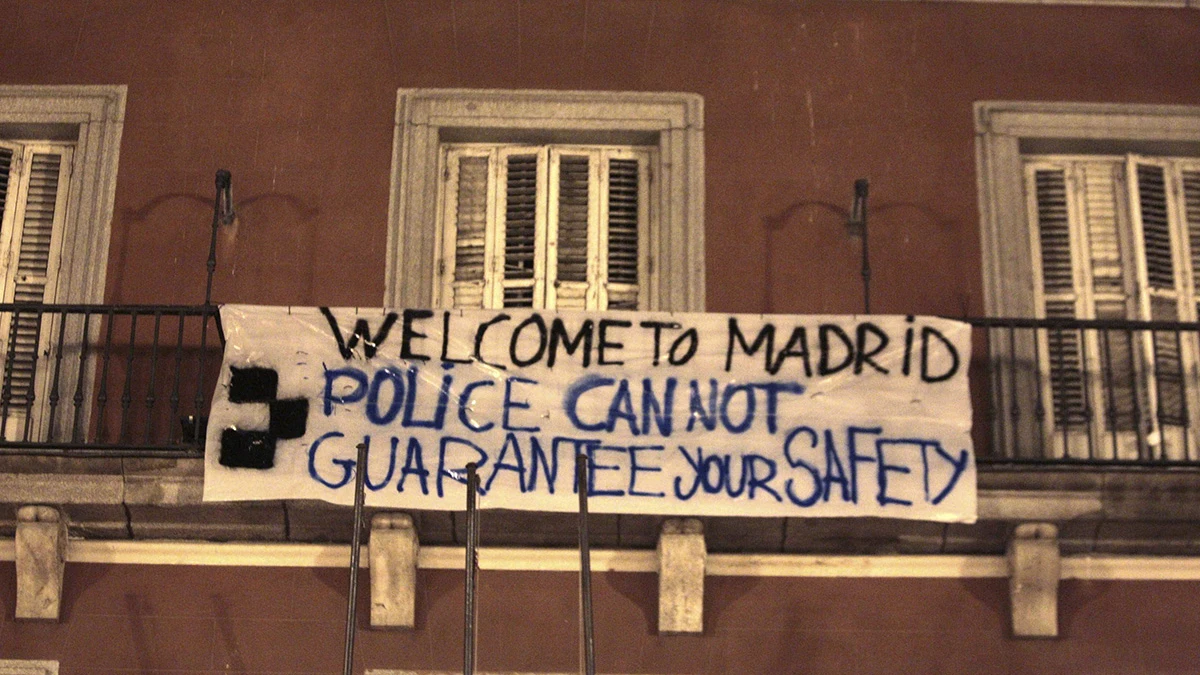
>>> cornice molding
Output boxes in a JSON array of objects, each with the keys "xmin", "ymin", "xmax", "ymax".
[{"xmin": 3, "ymin": 539, "xmax": 1200, "ymax": 581}]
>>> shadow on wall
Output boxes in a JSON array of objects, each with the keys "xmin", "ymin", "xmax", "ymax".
[
  {"xmin": 114, "ymin": 190, "xmax": 321, "ymax": 303},
  {"xmin": 762, "ymin": 200, "xmax": 849, "ymax": 314},
  {"xmin": 762, "ymin": 199, "xmax": 960, "ymax": 315}
]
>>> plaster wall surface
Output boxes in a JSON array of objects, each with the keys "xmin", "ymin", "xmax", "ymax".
[
  {"xmin": 3, "ymin": 562, "xmax": 1200, "ymax": 673},
  {"xmin": 1, "ymin": 0, "xmax": 1195, "ymax": 315}
]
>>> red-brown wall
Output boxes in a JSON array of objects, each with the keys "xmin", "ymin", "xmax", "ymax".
[
  {"xmin": 3, "ymin": 562, "xmax": 1200, "ymax": 673},
  {"xmin": 2, "ymin": 0, "xmax": 1198, "ymax": 315}
]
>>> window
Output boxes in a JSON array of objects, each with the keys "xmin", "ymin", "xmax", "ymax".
[
  {"xmin": 1026, "ymin": 154, "xmax": 1200, "ymax": 458},
  {"xmin": 0, "ymin": 85, "xmax": 125, "ymax": 441},
  {"xmin": 0, "ymin": 141, "xmax": 72, "ymax": 436},
  {"xmin": 436, "ymin": 143, "xmax": 652, "ymax": 310},
  {"xmin": 388, "ymin": 89, "xmax": 704, "ymax": 313},
  {"xmin": 976, "ymin": 102, "xmax": 1200, "ymax": 460}
]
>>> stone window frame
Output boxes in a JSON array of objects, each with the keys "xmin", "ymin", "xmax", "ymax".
[
  {"xmin": 0, "ymin": 85, "xmax": 125, "ymax": 306},
  {"xmin": 386, "ymin": 88, "xmax": 705, "ymax": 312},
  {"xmin": 975, "ymin": 101, "xmax": 1200, "ymax": 459},
  {"xmin": 975, "ymin": 100, "xmax": 1200, "ymax": 318},
  {"xmin": 0, "ymin": 85, "xmax": 125, "ymax": 441}
]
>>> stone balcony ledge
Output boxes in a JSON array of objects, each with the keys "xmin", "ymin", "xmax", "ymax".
[{"xmin": 2, "ymin": 458, "xmax": 1200, "ymax": 555}]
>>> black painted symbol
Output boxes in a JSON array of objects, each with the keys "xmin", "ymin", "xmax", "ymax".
[{"xmin": 219, "ymin": 366, "xmax": 309, "ymax": 470}]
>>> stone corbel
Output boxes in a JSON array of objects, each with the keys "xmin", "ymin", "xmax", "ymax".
[
  {"xmin": 657, "ymin": 518, "xmax": 705, "ymax": 634},
  {"xmin": 1007, "ymin": 522, "xmax": 1060, "ymax": 638},
  {"xmin": 15, "ymin": 505, "xmax": 67, "ymax": 621},
  {"xmin": 369, "ymin": 512, "xmax": 419, "ymax": 628}
]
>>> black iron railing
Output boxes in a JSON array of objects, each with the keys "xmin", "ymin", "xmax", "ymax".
[
  {"xmin": 0, "ymin": 302, "xmax": 220, "ymax": 457},
  {"xmin": 970, "ymin": 316, "xmax": 1200, "ymax": 467},
  {"xmin": 0, "ymin": 306, "xmax": 1198, "ymax": 468}
]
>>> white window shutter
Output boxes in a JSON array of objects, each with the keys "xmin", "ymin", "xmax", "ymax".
[
  {"xmin": 0, "ymin": 143, "xmax": 72, "ymax": 420},
  {"xmin": 0, "ymin": 141, "xmax": 23, "ymax": 294},
  {"xmin": 0, "ymin": 142, "xmax": 16, "ymax": 224},
  {"xmin": 438, "ymin": 142, "xmax": 652, "ymax": 312},
  {"xmin": 493, "ymin": 147, "xmax": 545, "ymax": 308},
  {"xmin": 1025, "ymin": 153, "xmax": 1200, "ymax": 459},
  {"xmin": 601, "ymin": 149, "xmax": 648, "ymax": 311},
  {"xmin": 1181, "ymin": 162, "xmax": 1200, "ymax": 319},
  {"xmin": 1027, "ymin": 162, "xmax": 1089, "ymax": 434},
  {"xmin": 1127, "ymin": 156, "xmax": 1189, "ymax": 435},
  {"xmin": 437, "ymin": 147, "xmax": 495, "ymax": 309},
  {"xmin": 547, "ymin": 147, "xmax": 650, "ymax": 311},
  {"xmin": 546, "ymin": 149, "xmax": 599, "ymax": 310},
  {"xmin": 1074, "ymin": 161, "xmax": 1140, "ymax": 437}
]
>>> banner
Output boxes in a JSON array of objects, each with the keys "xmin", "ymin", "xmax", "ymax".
[{"xmin": 203, "ymin": 306, "xmax": 976, "ymax": 522}]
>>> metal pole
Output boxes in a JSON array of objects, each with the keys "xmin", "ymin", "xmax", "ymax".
[
  {"xmin": 464, "ymin": 463, "xmax": 480, "ymax": 675},
  {"xmin": 577, "ymin": 454, "xmax": 595, "ymax": 675},
  {"xmin": 855, "ymin": 178, "xmax": 871, "ymax": 314},
  {"xmin": 205, "ymin": 170, "xmax": 230, "ymax": 307},
  {"xmin": 342, "ymin": 441, "xmax": 369, "ymax": 675}
]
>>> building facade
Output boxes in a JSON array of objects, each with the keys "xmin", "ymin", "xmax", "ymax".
[{"xmin": 2, "ymin": 0, "xmax": 1200, "ymax": 672}]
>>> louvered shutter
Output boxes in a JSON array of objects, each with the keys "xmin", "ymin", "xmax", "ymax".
[
  {"xmin": 546, "ymin": 149, "xmax": 599, "ymax": 310},
  {"xmin": 1183, "ymin": 163, "xmax": 1200, "ymax": 320},
  {"xmin": 0, "ymin": 143, "xmax": 14, "ymax": 217},
  {"xmin": 438, "ymin": 147, "xmax": 494, "ymax": 309},
  {"xmin": 1028, "ymin": 162, "xmax": 1089, "ymax": 431},
  {"xmin": 1072, "ymin": 160, "xmax": 1142, "ymax": 435},
  {"xmin": 0, "ymin": 143, "xmax": 71, "ymax": 418},
  {"xmin": 601, "ymin": 149, "xmax": 647, "ymax": 311},
  {"xmin": 545, "ymin": 147, "xmax": 649, "ymax": 311},
  {"xmin": 438, "ymin": 146, "xmax": 547, "ymax": 309},
  {"xmin": 439, "ymin": 143, "xmax": 651, "ymax": 311},
  {"xmin": 1128, "ymin": 157, "xmax": 1188, "ymax": 430},
  {"xmin": 496, "ymin": 148, "xmax": 546, "ymax": 308}
]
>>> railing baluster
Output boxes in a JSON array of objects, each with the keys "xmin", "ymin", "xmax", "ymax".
[
  {"xmin": 1078, "ymin": 324, "xmax": 1095, "ymax": 461},
  {"xmin": 95, "ymin": 309, "xmax": 117, "ymax": 444},
  {"xmin": 170, "ymin": 312, "xmax": 186, "ymax": 443},
  {"xmin": 71, "ymin": 311, "xmax": 92, "ymax": 443},
  {"xmin": 983, "ymin": 325, "xmax": 996, "ymax": 458},
  {"xmin": 46, "ymin": 310, "xmax": 70, "ymax": 444},
  {"xmin": 20, "ymin": 311, "xmax": 47, "ymax": 442},
  {"xmin": 1005, "ymin": 324, "xmax": 1020, "ymax": 460},
  {"xmin": 143, "ymin": 311, "xmax": 163, "ymax": 444},
  {"xmin": 118, "ymin": 311, "xmax": 139, "ymax": 443},
  {"xmin": 0, "ymin": 308, "xmax": 21, "ymax": 439},
  {"xmin": 1100, "ymin": 328, "xmax": 1119, "ymax": 461},
  {"xmin": 1052, "ymin": 325, "xmax": 1068, "ymax": 460},
  {"xmin": 1032, "ymin": 322, "xmax": 1047, "ymax": 459},
  {"xmin": 1174, "ymin": 329, "xmax": 1189, "ymax": 461},
  {"xmin": 1126, "ymin": 327, "xmax": 1146, "ymax": 461},
  {"xmin": 1152, "ymin": 328, "xmax": 1168, "ymax": 462}
]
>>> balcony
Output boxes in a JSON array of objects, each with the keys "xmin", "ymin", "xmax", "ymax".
[
  {"xmin": 0, "ymin": 302, "xmax": 219, "ymax": 456},
  {"xmin": 0, "ymin": 308, "xmax": 1198, "ymax": 555},
  {"xmin": 973, "ymin": 315, "xmax": 1200, "ymax": 467}
]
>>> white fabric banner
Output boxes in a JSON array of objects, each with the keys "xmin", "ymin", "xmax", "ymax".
[{"xmin": 203, "ymin": 305, "xmax": 976, "ymax": 522}]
